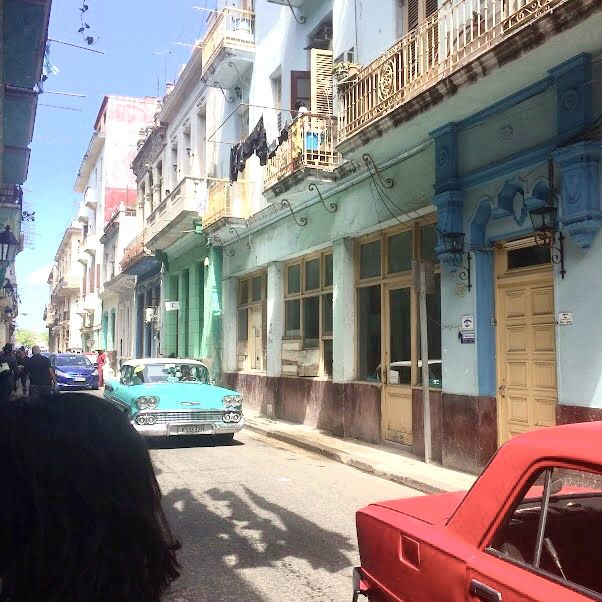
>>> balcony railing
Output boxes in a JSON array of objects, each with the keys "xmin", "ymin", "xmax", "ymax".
[
  {"xmin": 121, "ymin": 233, "xmax": 146, "ymax": 271},
  {"xmin": 201, "ymin": 7, "xmax": 255, "ymax": 75},
  {"xmin": 338, "ymin": 0, "xmax": 568, "ymax": 141},
  {"xmin": 147, "ymin": 176, "xmax": 203, "ymax": 244},
  {"xmin": 264, "ymin": 114, "xmax": 341, "ymax": 191},
  {"xmin": 0, "ymin": 184, "xmax": 23, "ymax": 207},
  {"xmin": 203, "ymin": 180, "xmax": 250, "ymax": 229}
]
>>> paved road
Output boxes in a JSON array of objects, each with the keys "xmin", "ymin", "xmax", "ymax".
[{"xmin": 151, "ymin": 430, "xmax": 420, "ymax": 602}]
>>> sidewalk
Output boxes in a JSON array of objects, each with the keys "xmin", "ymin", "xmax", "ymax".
[{"xmin": 244, "ymin": 411, "xmax": 477, "ymax": 494}]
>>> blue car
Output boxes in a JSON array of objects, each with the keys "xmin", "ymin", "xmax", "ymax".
[{"xmin": 52, "ymin": 353, "xmax": 99, "ymax": 390}]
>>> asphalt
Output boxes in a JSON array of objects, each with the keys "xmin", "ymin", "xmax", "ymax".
[{"xmin": 150, "ymin": 430, "xmax": 420, "ymax": 602}]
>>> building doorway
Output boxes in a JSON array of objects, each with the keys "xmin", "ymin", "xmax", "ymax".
[
  {"xmin": 382, "ymin": 282, "xmax": 413, "ymax": 446},
  {"xmin": 495, "ymin": 239, "xmax": 557, "ymax": 444}
]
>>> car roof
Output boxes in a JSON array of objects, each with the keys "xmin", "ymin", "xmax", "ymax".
[{"xmin": 122, "ymin": 358, "xmax": 208, "ymax": 367}]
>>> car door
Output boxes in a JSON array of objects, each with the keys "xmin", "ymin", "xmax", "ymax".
[
  {"xmin": 466, "ymin": 465, "xmax": 602, "ymax": 602},
  {"xmin": 104, "ymin": 366, "xmax": 131, "ymax": 412}
]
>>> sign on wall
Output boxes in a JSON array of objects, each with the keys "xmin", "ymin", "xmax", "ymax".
[
  {"xmin": 165, "ymin": 301, "xmax": 180, "ymax": 312},
  {"xmin": 461, "ymin": 314, "xmax": 474, "ymax": 331},
  {"xmin": 558, "ymin": 311, "xmax": 573, "ymax": 325}
]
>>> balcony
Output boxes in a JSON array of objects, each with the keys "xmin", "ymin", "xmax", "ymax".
[
  {"xmin": 202, "ymin": 180, "xmax": 251, "ymax": 232},
  {"xmin": 44, "ymin": 304, "xmax": 56, "ymax": 326},
  {"xmin": 77, "ymin": 245, "xmax": 88, "ymax": 265},
  {"xmin": 147, "ymin": 177, "xmax": 204, "ymax": 251},
  {"xmin": 75, "ymin": 298, "xmax": 87, "ymax": 317},
  {"xmin": 0, "ymin": 184, "xmax": 23, "ymax": 208},
  {"xmin": 201, "ymin": 7, "xmax": 255, "ymax": 89},
  {"xmin": 263, "ymin": 114, "xmax": 341, "ymax": 198},
  {"xmin": 83, "ymin": 232, "xmax": 97, "ymax": 255},
  {"xmin": 337, "ymin": 0, "xmax": 580, "ymax": 147},
  {"xmin": 52, "ymin": 275, "xmax": 80, "ymax": 298},
  {"xmin": 121, "ymin": 233, "xmax": 160, "ymax": 277},
  {"xmin": 84, "ymin": 292, "xmax": 97, "ymax": 312}
]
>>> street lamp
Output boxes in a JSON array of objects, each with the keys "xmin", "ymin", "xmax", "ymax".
[
  {"xmin": 0, "ymin": 225, "xmax": 19, "ymax": 266},
  {"xmin": 441, "ymin": 230, "xmax": 472, "ymax": 291}
]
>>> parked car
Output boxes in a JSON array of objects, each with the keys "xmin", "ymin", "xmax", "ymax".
[
  {"xmin": 52, "ymin": 353, "xmax": 99, "ymax": 391},
  {"xmin": 352, "ymin": 422, "xmax": 602, "ymax": 602},
  {"xmin": 103, "ymin": 358, "xmax": 244, "ymax": 443}
]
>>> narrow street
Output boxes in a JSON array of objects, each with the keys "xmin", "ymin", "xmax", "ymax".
[{"xmin": 151, "ymin": 431, "xmax": 420, "ymax": 602}]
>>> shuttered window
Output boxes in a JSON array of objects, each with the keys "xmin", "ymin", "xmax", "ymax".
[
  {"xmin": 310, "ymin": 48, "xmax": 333, "ymax": 115},
  {"xmin": 408, "ymin": 0, "xmax": 419, "ymax": 31}
]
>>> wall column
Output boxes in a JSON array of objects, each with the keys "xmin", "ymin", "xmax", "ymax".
[
  {"xmin": 177, "ymin": 270, "xmax": 189, "ymax": 357},
  {"xmin": 222, "ymin": 276, "xmax": 238, "ymax": 373},
  {"xmin": 266, "ymin": 261, "xmax": 284, "ymax": 377},
  {"xmin": 188, "ymin": 262, "xmax": 202, "ymax": 358},
  {"xmin": 201, "ymin": 246, "xmax": 223, "ymax": 379},
  {"xmin": 162, "ymin": 274, "xmax": 178, "ymax": 357},
  {"xmin": 332, "ymin": 238, "xmax": 355, "ymax": 383}
]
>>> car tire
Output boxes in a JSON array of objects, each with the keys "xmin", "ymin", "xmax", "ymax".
[{"xmin": 214, "ymin": 433, "xmax": 235, "ymax": 445}]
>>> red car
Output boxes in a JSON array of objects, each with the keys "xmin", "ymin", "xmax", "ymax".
[{"xmin": 353, "ymin": 422, "xmax": 602, "ymax": 602}]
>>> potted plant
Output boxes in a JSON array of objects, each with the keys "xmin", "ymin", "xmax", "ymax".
[{"xmin": 332, "ymin": 61, "xmax": 360, "ymax": 82}]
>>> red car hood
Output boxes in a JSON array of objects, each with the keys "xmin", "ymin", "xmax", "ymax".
[{"xmin": 371, "ymin": 491, "xmax": 466, "ymax": 525}]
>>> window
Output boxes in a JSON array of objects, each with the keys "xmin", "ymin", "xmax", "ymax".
[
  {"xmin": 488, "ymin": 467, "xmax": 602, "ymax": 598},
  {"xmin": 291, "ymin": 70, "xmax": 311, "ymax": 111},
  {"xmin": 284, "ymin": 251, "xmax": 333, "ymax": 377},
  {"xmin": 356, "ymin": 221, "xmax": 441, "ymax": 385},
  {"xmin": 237, "ymin": 271, "xmax": 266, "ymax": 371}
]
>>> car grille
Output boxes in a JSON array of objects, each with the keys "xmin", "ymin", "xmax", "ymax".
[{"xmin": 151, "ymin": 411, "xmax": 224, "ymax": 424}]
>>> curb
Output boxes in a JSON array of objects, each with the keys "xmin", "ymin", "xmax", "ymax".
[{"xmin": 245, "ymin": 420, "xmax": 448, "ymax": 495}]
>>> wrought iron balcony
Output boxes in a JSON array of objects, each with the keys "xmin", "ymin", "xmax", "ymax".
[
  {"xmin": 0, "ymin": 184, "xmax": 23, "ymax": 207},
  {"xmin": 338, "ymin": 0, "xmax": 571, "ymax": 143},
  {"xmin": 201, "ymin": 7, "xmax": 255, "ymax": 84},
  {"xmin": 203, "ymin": 180, "xmax": 250, "ymax": 231},
  {"xmin": 264, "ymin": 114, "xmax": 341, "ymax": 195}
]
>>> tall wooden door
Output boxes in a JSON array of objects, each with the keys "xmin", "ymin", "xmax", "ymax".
[
  {"xmin": 496, "ymin": 243, "xmax": 557, "ymax": 444},
  {"xmin": 382, "ymin": 283, "xmax": 413, "ymax": 446},
  {"xmin": 248, "ymin": 305, "xmax": 263, "ymax": 371}
]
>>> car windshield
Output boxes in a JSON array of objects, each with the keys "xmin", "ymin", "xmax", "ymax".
[
  {"xmin": 129, "ymin": 363, "xmax": 209, "ymax": 385},
  {"xmin": 57, "ymin": 355, "xmax": 91, "ymax": 367}
]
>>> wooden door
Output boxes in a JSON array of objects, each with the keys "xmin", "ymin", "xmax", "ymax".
[
  {"xmin": 496, "ymin": 245, "xmax": 557, "ymax": 444},
  {"xmin": 382, "ymin": 284, "xmax": 413, "ymax": 446},
  {"xmin": 249, "ymin": 305, "xmax": 263, "ymax": 371}
]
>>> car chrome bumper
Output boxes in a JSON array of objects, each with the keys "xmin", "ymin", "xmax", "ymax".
[{"xmin": 132, "ymin": 417, "xmax": 245, "ymax": 437}]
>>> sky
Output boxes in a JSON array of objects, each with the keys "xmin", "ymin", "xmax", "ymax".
[{"xmin": 16, "ymin": 0, "xmax": 218, "ymax": 334}]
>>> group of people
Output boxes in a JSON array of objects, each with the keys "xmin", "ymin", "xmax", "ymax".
[{"xmin": 0, "ymin": 344, "xmax": 55, "ymax": 403}]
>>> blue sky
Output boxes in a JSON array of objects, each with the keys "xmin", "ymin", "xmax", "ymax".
[{"xmin": 17, "ymin": 0, "xmax": 217, "ymax": 333}]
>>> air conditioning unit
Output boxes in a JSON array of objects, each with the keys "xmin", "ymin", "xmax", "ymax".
[{"xmin": 145, "ymin": 307, "xmax": 158, "ymax": 323}]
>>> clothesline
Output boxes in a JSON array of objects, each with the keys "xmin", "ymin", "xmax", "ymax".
[{"xmin": 206, "ymin": 101, "xmax": 300, "ymax": 143}]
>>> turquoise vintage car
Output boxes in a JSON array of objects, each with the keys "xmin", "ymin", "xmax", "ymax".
[{"xmin": 103, "ymin": 358, "xmax": 244, "ymax": 442}]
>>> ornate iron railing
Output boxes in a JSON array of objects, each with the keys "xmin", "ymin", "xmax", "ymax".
[
  {"xmin": 0, "ymin": 184, "xmax": 23, "ymax": 207},
  {"xmin": 201, "ymin": 7, "xmax": 255, "ymax": 75},
  {"xmin": 338, "ymin": 0, "xmax": 569, "ymax": 141},
  {"xmin": 264, "ymin": 114, "xmax": 341, "ymax": 190},
  {"xmin": 121, "ymin": 233, "xmax": 147, "ymax": 271},
  {"xmin": 203, "ymin": 180, "xmax": 250, "ymax": 228}
]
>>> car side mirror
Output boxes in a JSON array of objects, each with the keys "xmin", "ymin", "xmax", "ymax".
[
  {"xmin": 119, "ymin": 377, "xmax": 126, "ymax": 385},
  {"xmin": 105, "ymin": 383, "xmax": 113, "ymax": 392}
]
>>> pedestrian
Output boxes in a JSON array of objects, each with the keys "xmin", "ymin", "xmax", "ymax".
[
  {"xmin": 97, "ymin": 349, "xmax": 107, "ymax": 387},
  {"xmin": 26, "ymin": 345, "xmax": 55, "ymax": 399},
  {"xmin": 0, "ymin": 362, "xmax": 12, "ymax": 404},
  {"xmin": 0, "ymin": 393, "xmax": 181, "ymax": 601},
  {"xmin": 15, "ymin": 347, "xmax": 28, "ymax": 395},
  {"xmin": 0, "ymin": 344, "xmax": 17, "ymax": 397}
]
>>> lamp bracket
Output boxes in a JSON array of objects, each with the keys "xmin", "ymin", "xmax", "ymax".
[
  {"xmin": 281, "ymin": 199, "xmax": 308, "ymax": 227},
  {"xmin": 362, "ymin": 153, "xmax": 394, "ymax": 189}
]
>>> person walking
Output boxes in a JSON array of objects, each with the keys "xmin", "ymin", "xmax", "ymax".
[
  {"xmin": 26, "ymin": 346, "xmax": 56, "ymax": 398},
  {"xmin": 0, "ymin": 344, "xmax": 17, "ymax": 397},
  {"xmin": 97, "ymin": 349, "xmax": 107, "ymax": 387},
  {"xmin": 16, "ymin": 346, "xmax": 28, "ymax": 395}
]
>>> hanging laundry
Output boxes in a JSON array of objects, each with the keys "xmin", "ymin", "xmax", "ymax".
[{"xmin": 230, "ymin": 144, "xmax": 240, "ymax": 183}]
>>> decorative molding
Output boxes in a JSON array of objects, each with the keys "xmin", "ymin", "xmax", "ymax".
[{"xmin": 308, "ymin": 183, "xmax": 337, "ymax": 214}]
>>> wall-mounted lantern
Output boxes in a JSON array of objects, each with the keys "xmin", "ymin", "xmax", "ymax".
[{"xmin": 0, "ymin": 225, "xmax": 19, "ymax": 267}]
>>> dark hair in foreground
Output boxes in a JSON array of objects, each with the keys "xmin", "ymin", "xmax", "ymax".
[{"xmin": 0, "ymin": 394, "xmax": 180, "ymax": 601}]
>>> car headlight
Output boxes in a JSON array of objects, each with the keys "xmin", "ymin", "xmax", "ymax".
[
  {"xmin": 135, "ymin": 396, "xmax": 159, "ymax": 410},
  {"xmin": 55, "ymin": 370, "xmax": 67, "ymax": 378},
  {"xmin": 222, "ymin": 395, "xmax": 243, "ymax": 409},
  {"xmin": 91, "ymin": 369, "xmax": 98, "ymax": 376}
]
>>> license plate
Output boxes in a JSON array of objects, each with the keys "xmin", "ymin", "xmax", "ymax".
[
  {"xmin": 175, "ymin": 424, "xmax": 211, "ymax": 435},
  {"xmin": 74, "ymin": 377, "xmax": 86, "ymax": 382}
]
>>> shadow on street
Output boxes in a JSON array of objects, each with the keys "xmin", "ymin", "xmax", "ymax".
[
  {"xmin": 162, "ymin": 484, "xmax": 356, "ymax": 600},
  {"xmin": 148, "ymin": 436, "xmax": 244, "ymax": 450}
]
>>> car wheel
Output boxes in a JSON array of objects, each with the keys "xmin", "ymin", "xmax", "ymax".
[{"xmin": 214, "ymin": 433, "xmax": 234, "ymax": 445}]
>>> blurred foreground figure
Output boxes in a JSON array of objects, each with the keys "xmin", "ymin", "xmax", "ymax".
[{"xmin": 0, "ymin": 393, "xmax": 180, "ymax": 602}]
